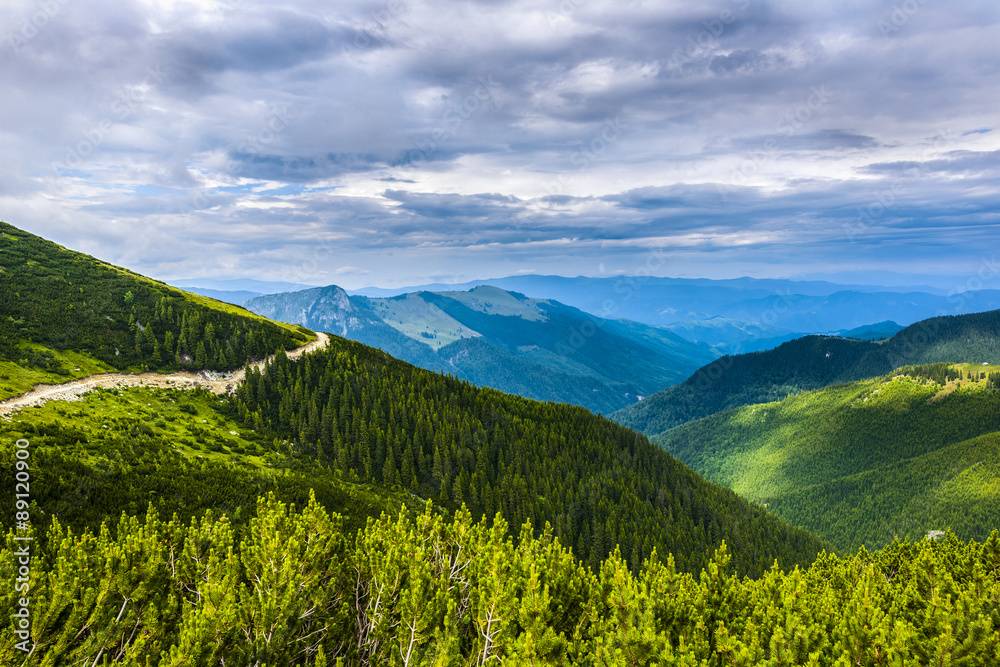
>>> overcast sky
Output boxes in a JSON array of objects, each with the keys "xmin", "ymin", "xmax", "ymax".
[{"xmin": 1, "ymin": 0, "xmax": 998, "ymax": 289}]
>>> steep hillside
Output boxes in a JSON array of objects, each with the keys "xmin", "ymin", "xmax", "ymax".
[
  {"xmin": 0, "ymin": 221, "xmax": 313, "ymax": 399},
  {"xmin": 657, "ymin": 364, "xmax": 1000, "ymax": 551},
  {"xmin": 615, "ymin": 309, "xmax": 1000, "ymax": 434},
  {"xmin": 229, "ymin": 335, "xmax": 827, "ymax": 576},
  {"xmin": 0, "ymin": 336, "xmax": 826, "ymax": 579},
  {"xmin": 247, "ymin": 284, "xmax": 716, "ymax": 414}
]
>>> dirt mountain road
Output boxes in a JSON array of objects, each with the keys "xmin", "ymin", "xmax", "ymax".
[{"xmin": 0, "ymin": 332, "xmax": 330, "ymax": 418}]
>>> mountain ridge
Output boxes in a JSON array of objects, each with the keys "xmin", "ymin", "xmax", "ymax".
[
  {"xmin": 246, "ymin": 283, "xmax": 717, "ymax": 414},
  {"xmin": 655, "ymin": 363, "xmax": 1000, "ymax": 551},
  {"xmin": 614, "ymin": 308, "xmax": 1000, "ymax": 435}
]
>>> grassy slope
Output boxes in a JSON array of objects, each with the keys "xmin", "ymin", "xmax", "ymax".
[
  {"xmin": 0, "ymin": 385, "xmax": 410, "ymax": 537},
  {"xmin": 0, "ymin": 345, "xmax": 116, "ymax": 401},
  {"xmin": 658, "ymin": 370, "xmax": 1000, "ymax": 551},
  {"xmin": 370, "ymin": 292, "xmax": 481, "ymax": 349},
  {"xmin": 0, "ymin": 220, "xmax": 313, "ymax": 380}
]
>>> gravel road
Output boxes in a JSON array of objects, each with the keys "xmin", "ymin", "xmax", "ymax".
[{"xmin": 0, "ymin": 332, "xmax": 329, "ymax": 417}]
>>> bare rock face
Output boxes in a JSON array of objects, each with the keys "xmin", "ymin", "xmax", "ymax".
[{"xmin": 246, "ymin": 285, "xmax": 366, "ymax": 338}]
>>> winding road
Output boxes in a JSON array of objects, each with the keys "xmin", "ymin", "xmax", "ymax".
[{"xmin": 0, "ymin": 332, "xmax": 330, "ymax": 418}]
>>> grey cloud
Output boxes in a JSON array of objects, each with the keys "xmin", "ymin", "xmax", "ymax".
[
  {"xmin": 229, "ymin": 152, "xmax": 390, "ymax": 182},
  {"xmin": 709, "ymin": 49, "xmax": 787, "ymax": 75},
  {"xmin": 2, "ymin": 0, "xmax": 998, "ymax": 286},
  {"xmin": 382, "ymin": 190, "xmax": 524, "ymax": 220},
  {"xmin": 861, "ymin": 150, "xmax": 1000, "ymax": 177},
  {"xmin": 729, "ymin": 130, "xmax": 881, "ymax": 152}
]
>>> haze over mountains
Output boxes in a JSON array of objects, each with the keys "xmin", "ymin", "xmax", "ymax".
[
  {"xmin": 244, "ymin": 284, "xmax": 715, "ymax": 414},
  {"xmin": 347, "ymin": 273, "xmax": 1000, "ymax": 328},
  {"xmin": 180, "ymin": 273, "xmax": 1000, "ymax": 357}
]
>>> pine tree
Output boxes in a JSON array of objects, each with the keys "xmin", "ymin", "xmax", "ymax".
[{"xmin": 195, "ymin": 341, "xmax": 208, "ymax": 368}]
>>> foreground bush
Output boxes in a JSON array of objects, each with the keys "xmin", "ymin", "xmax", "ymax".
[{"xmin": 2, "ymin": 495, "xmax": 999, "ymax": 665}]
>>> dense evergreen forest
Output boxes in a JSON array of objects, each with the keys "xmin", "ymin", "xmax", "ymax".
[
  {"xmin": 228, "ymin": 336, "xmax": 826, "ymax": 576},
  {"xmin": 0, "ymin": 387, "xmax": 410, "ymax": 541},
  {"xmin": 614, "ymin": 309, "xmax": 1000, "ymax": 435},
  {"xmin": 657, "ymin": 365, "xmax": 1000, "ymax": 551},
  {"xmin": 0, "ymin": 221, "xmax": 312, "ymax": 375},
  {"xmin": 0, "ymin": 336, "xmax": 825, "ymax": 578},
  {"xmin": 2, "ymin": 495, "xmax": 998, "ymax": 664}
]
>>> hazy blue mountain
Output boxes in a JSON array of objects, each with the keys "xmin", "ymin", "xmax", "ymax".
[
  {"xmin": 350, "ymin": 275, "xmax": 1000, "ymax": 334},
  {"xmin": 660, "ymin": 316, "xmax": 802, "ymax": 354},
  {"xmin": 711, "ymin": 290, "xmax": 1000, "ymax": 334},
  {"xmin": 660, "ymin": 318, "xmax": 905, "ymax": 356},
  {"xmin": 836, "ymin": 320, "xmax": 905, "ymax": 341},
  {"xmin": 246, "ymin": 284, "xmax": 717, "ymax": 414}
]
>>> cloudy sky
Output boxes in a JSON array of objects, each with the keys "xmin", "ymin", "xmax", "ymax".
[{"xmin": 1, "ymin": 0, "xmax": 998, "ymax": 289}]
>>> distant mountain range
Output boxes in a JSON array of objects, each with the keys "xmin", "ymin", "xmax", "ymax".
[
  {"xmin": 658, "ymin": 318, "xmax": 904, "ymax": 354},
  {"xmin": 170, "ymin": 278, "xmax": 318, "ymax": 295},
  {"xmin": 348, "ymin": 275, "xmax": 1000, "ymax": 330},
  {"xmin": 168, "ymin": 279, "xmax": 319, "ymax": 306},
  {"xmin": 177, "ymin": 273, "xmax": 1000, "ymax": 357},
  {"xmin": 245, "ymin": 284, "xmax": 716, "ymax": 414}
]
